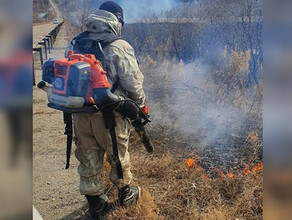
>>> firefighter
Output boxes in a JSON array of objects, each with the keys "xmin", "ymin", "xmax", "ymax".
[{"xmin": 65, "ymin": 1, "xmax": 149, "ymax": 219}]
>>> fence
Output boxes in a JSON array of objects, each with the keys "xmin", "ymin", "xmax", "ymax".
[{"xmin": 33, "ymin": 22, "xmax": 64, "ymax": 85}]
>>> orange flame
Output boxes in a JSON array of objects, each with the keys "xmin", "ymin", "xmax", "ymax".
[
  {"xmin": 185, "ymin": 151, "xmax": 201, "ymax": 169},
  {"xmin": 244, "ymin": 167, "xmax": 251, "ymax": 176},
  {"xmin": 227, "ymin": 173, "xmax": 235, "ymax": 179},
  {"xmin": 185, "ymin": 158, "xmax": 196, "ymax": 169},
  {"xmin": 244, "ymin": 162, "xmax": 263, "ymax": 176},
  {"xmin": 219, "ymin": 171, "xmax": 225, "ymax": 178},
  {"xmin": 184, "ymin": 149, "xmax": 262, "ymax": 181},
  {"xmin": 252, "ymin": 162, "xmax": 263, "ymax": 172}
]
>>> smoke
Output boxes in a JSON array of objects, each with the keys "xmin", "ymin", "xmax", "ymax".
[
  {"xmin": 144, "ymin": 49, "xmax": 262, "ymax": 152},
  {"xmin": 168, "ymin": 60, "xmax": 247, "ymax": 146},
  {"xmin": 118, "ymin": 0, "xmax": 179, "ymax": 22}
]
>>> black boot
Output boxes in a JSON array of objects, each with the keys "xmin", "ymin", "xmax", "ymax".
[
  {"xmin": 85, "ymin": 194, "xmax": 109, "ymax": 220},
  {"xmin": 118, "ymin": 185, "xmax": 141, "ymax": 208}
]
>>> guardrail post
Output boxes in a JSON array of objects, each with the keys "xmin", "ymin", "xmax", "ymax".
[
  {"xmin": 33, "ymin": 59, "xmax": 36, "ymax": 86},
  {"xmin": 49, "ymin": 30, "xmax": 55, "ymax": 43},
  {"xmin": 44, "ymin": 38, "xmax": 50, "ymax": 54},
  {"xmin": 53, "ymin": 29, "xmax": 57, "ymax": 42},
  {"xmin": 46, "ymin": 35, "xmax": 53, "ymax": 48},
  {"xmin": 33, "ymin": 47, "xmax": 44, "ymax": 66},
  {"xmin": 38, "ymin": 41, "xmax": 47, "ymax": 60}
]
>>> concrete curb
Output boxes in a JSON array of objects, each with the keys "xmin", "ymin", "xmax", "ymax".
[{"xmin": 33, "ymin": 206, "xmax": 43, "ymax": 220}]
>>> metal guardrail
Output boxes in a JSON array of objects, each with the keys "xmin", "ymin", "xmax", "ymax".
[{"xmin": 33, "ymin": 22, "xmax": 64, "ymax": 86}]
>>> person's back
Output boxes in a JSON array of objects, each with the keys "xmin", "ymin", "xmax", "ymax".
[{"xmin": 66, "ymin": 2, "xmax": 149, "ymax": 219}]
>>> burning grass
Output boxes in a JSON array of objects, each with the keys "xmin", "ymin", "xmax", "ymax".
[
  {"xmin": 104, "ymin": 49, "xmax": 263, "ymax": 219},
  {"xmin": 101, "ymin": 134, "xmax": 263, "ymax": 219}
]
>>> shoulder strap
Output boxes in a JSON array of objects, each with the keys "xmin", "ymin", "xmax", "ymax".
[
  {"xmin": 72, "ymin": 31, "xmax": 90, "ymax": 43},
  {"xmin": 101, "ymin": 109, "xmax": 123, "ymax": 179},
  {"xmin": 99, "ymin": 33, "xmax": 120, "ymax": 48},
  {"xmin": 96, "ymin": 33, "xmax": 120, "ymax": 77},
  {"xmin": 71, "ymin": 31, "xmax": 121, "ymax": 87},
  {"xmin": 71, "ymin": 31, "xmax": 120, "ymax": 48},
  {"xmin": 71, "ymin": 31, "xmax": 120, "ymax": 67}
]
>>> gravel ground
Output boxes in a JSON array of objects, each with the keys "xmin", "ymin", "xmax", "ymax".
[{"xmin": 33, "ymin": 23, "xmax": 92, "ymax": 220}]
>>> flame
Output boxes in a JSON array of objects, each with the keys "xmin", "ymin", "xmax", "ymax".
[
  {"xmin": 185, "ymin": 151, "xmax": 201, "ymax": 169},
  {"xmin": 185, "ymin": 155, "xmax": 211, "ymax": 180},
  {"xmin": 219, "ymin": 171, "xmax": 225, "ymax": 178},
  {"xmin": 244, "ymin": 162, "xmax": 263, "ymax": 176},
  {"xmin": 214, "ymin": 168, "xmax": 225, "ymax": 178},
  {"xmin": 227, "ymin": 173, "xmax": 235, "ymax": 179},
  {"xmin": 244, "ymin": 167, "xmax": 251, "ymax": 176},
  {"xmin": 217, "ymin": 171, "xmax": 235, "ymax": 179},
  {"xmin": 184, "ymin": 150, "xmax": 262, "ymax": 181},
  {"xmin": 185, "ymin": 158, "xmax": 196, "ymax": 169},
  {"xmin": 252, "ymin": 162, "xmax": 263, "ymax": 172}
]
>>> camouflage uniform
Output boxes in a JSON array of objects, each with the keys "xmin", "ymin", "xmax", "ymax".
[{"xmin": 66, "ymin": 10, "xmax": 146, "ymax": 196}]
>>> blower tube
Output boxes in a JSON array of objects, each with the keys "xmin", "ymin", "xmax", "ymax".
[{"xmin": 93, "ymin": 88, "xmax": 140, "ymax": 120}]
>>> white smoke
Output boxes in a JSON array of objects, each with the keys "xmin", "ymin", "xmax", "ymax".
[
  {"xmin": 145, "ymin": 56, "xmax": 258, "ymax": 149},
  {"xmin": 119, "ymin": 0, "xmax": 179, "ymax": 22}
]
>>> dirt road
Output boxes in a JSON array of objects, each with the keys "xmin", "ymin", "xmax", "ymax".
[
  {"xmin": 33, "ymin": 0, "xmax": 63, "ymax": 45},
  {"xmin": 33, "ymin": 23, "xmax": 91, "ymax": 220},
  {"xmin": 33, "ymin": 23, "xmax": 58, "ymax": 44}
]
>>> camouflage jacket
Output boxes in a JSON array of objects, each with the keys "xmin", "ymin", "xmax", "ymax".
[{"xmin": 65, "ymin": 10, "xmax": 146, "ymax": 107}]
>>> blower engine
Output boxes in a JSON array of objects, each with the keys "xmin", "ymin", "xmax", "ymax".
[
  {"xmin": 38, "ymin": 52, "xmax": 108, "ymax": 112},
  {"xmin": 37, "ymin": 51, "xmax": 143, "ymax": 120}
]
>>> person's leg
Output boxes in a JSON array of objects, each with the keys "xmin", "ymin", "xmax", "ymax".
[
  {"xmin": 91, "ymin": 113, "xmax": 133, "ymax": 187},
  {"xmin": 91, "ymin": 113, "xmax": 140, "ymax": 207},
  {"xmin": 106, "ymin": 116, "xmax": 133, "ymax": 188},
  {"xmin": 113, "ymin": 116, "xmax": 141, "ymax": 208},
  {"xmin": 74, "ymin": 114, "xmax": 106, "ymax": 196},
  {"xmin": 74, "ymin": 113, "xmax": 109, "ymax": 219}
]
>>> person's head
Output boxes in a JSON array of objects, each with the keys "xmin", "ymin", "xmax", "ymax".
[{"xmin": 99, "ymin": 1, "xmax": 124, "ymax": 28}]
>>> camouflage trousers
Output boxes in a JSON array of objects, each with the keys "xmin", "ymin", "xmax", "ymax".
[{"xmin": 73, "ymin": 111, "xmax": 133, "ymax": 196}]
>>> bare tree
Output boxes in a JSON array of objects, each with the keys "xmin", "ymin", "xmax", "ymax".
[
  {"xmin": 197, "ymin": 0, "xmax": 263, "ymax": 86},
  {"xmin": 71, "ymin": 0, "xmax": 91, "ymax": 32},
  {"xmin": 54, "ymin": 0, "xmax": 95, "ymax": 32}
]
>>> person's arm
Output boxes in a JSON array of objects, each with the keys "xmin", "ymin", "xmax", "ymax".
[{"xmin": 105, "ymin": 41, "xmax": 146, "ymax": 107}]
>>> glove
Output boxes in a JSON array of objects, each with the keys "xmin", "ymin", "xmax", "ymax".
[{"xmin": 141, "ymin": 105, "xmax": 149, "ymax": 116}]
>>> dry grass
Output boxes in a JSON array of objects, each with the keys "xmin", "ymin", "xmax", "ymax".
[
  {"xmin": 99, "ymin": 50, "xmax": 263, "ymax": 219},
  {"xmin": 101, "ymin": 136, "xmax": 263, "ymax": 219},
  {"xmin": 108, "ymin": 189, "xmax": 161, "ymax": 220},
  {"xmin": 94, "ymin": 48, "xmax": 264, "ymax": 219}
]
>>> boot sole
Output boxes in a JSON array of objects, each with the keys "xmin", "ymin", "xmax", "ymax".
[
  {"xmin": 137, "ymin": 186, "xmax": 142, "ymax": 198},
  {"xmin": 136, "ymin": 186, "xmax": 142, "ymax": 205}
]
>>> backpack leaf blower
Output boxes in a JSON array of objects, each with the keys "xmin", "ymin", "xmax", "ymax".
[{"xmin": 37, "ymin": 51, "xmax": 153, "ymax": 175}]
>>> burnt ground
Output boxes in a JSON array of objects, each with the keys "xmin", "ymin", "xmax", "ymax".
[{"xmin": 144, "ymin": 82, "xmax": 263, "ymax": 177}]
